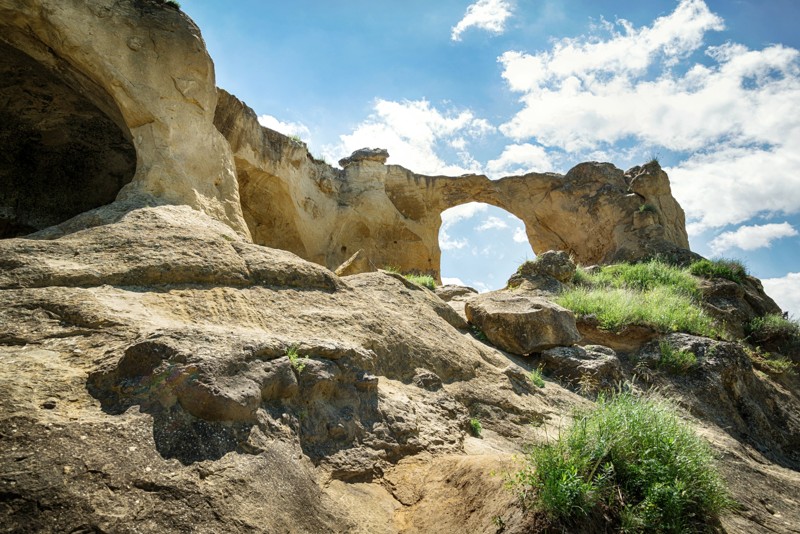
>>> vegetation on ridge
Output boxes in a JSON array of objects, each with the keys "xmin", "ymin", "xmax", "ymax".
[
  {"xmin": 511, "ymin": 388, "xmax": 732, "ymax": 532},
  {"xmin": 558, "ymin": 260, "xmax": 717, "ymax": 337},
  {"xmin": 689, "ymin": 258, "xmax": 749, "ymax": 284}
]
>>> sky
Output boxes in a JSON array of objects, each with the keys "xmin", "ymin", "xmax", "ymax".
[{"xmin": 182, "ymin": 0, "xmax": 800, "ymax": 317}]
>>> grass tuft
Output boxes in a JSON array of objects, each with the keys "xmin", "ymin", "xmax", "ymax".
[
  {"xmin": 404, "ymin": 274, "xmax": 436, "ymax": 290},
  {"xmin": 469, "ymin": 418, "xmax": 483, "ymax": 437},
  {"xmin": 530, "ymin": 367, "xmax": 546, "ymax": 388},
  {"xmin": 510, "ymin": 389, "xmax": 732, "ymax": 532},
  {"xmin": 657, "ymin": 340, "xmax": 698, "ymax": 373},
  {"xmin": 689, "ymin": 258, "xmax": 748, "ymax": 284}
]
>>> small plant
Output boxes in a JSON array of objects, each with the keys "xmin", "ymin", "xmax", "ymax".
[
  {"xmin": 638, "ymin": 203, "xmax": 657, "ymax": 214},
  {"xmin": 492, "ymin": 515, "xmax": 506, "ymax": 529},
  {"xmin": 469, "ymin": 418, "xmax": 483, "ymax": 437},
  {"xmin": 746, "ymin": 313, "xmax": 800, "ymax": 345},
  {"xmin": 529, "ymin": 367, "xmax": 545, "ymax": 388},
  {"xmin": 689, "ymin": 258, "xmax": 748, "ymax": 284},
  {"xmin": 404, "ymin": 273, "xmax": 436, "ymax": 290},
  {"xmin": 510, "ymin": 388, "xmax": 732, "ymax": 532},
  {"xmin": 470, "ymin": 325, "xmax": 488, "ymax": 342},
  {"xmin": 383, "ymin": 265, "xmax": 401, "ymax": 274},
  {"xmin": 285, "ymin": 345, "xmax": 306, "ymax": 374},
  {"xmin": 288, "ymin": 134, "xmax": 304, "ymax": 144},
  {"xmin": 648, "ymin": 153, "xmax": 661, "ymax": 166},
  {"xmin": 657, "ymin": 340, "xmax": 698, "ymax": 373},
  {"xmin": 313, "ymin": 154, "xmax": 328, "ymax": 164},
  {"xmin": 577, "ymin": 373, "xmax": 599, "ymax": 396},
  {"xmin": 745, "ymin": 345, "xmax": 796, "ymax": 375}
]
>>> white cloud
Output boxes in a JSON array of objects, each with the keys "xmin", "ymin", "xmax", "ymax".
[
  {"xmin": 486, "ymin": 143, "xmax": 553, "ymax": 178},
  {"xmin": 441, "ymin": 277, "xmax": 466, "ymax": 286},
  {"xmin": 441, "ymin": 202, "xmax": 489, "ymax": 226},
  {"xmin": 476, "ymin": 216, "xmax": 508, "ymax": 231},
  {"xmin": 257, "ymin": 114, "xmax": 311, "ymax": 140},
  {"xmin": 512, "ymin": 226, "xmax": 527, "ymax": 243},
  {"xmin": 709, "ymin": 222, "xmax": 798, "ymax": 254},
  {"xmin": 451, "ymin": 0, "xmax": 513, "ymax": 41},
  {"xmin": 762, "ymin": 272, "xmax": 800, "ymax": 319},
  {"xmin": 494, "ymin": 0, "xmax": 800, "ymax": 232},
  {"xmin": 332, "ymin": 99, "xmax": 492, "ymax": 175},
  {"xmin": 440, "ymin": 228, "xmax": 469, "ymax": 250}
]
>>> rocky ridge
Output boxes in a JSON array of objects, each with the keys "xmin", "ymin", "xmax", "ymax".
[{"xmin": 1, "ymin": 1, "xmax": 799, "ymax": 533}]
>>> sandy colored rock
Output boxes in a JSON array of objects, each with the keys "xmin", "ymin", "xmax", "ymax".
[
  {"xmin": 465, "ymin": 291, "xmax": 581, "ymax": 354},
  {"xmin": 0, "ymin": 0, "xmax": 249, "ymax": 237},
  {"xmin": 540, "ymin": 344, "xmax": 624, "ymax": 389}
]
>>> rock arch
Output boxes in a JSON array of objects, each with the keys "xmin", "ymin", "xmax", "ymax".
[{"xmin": 216, "ymin": 90, "xmax": 690, "ymax": 279}]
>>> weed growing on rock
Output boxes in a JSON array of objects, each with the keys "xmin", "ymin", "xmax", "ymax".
[
  {"xmin": 285, "ymin": 346, "xmax": 306, "ymax": 374},
  {"xmin": 638, "ymin": 203, "xmax": 657, "ymax": 214},
  {"xmin": 657, "ymin": 340, "xmax": 698, "ymax": 373},
  {"xmin": 529, "ymin": 367, "xmax": 545, "ymax": 388},
  {"xmin": 469, "ymin": 418, "xmax": 483, "ymax": 437},
  {"xmin": 745, "ymin": 345, "xmax": 796, "ymax": 375},
  {"xmin": 470, "ymin": 325, "xmax": 488, "ymax": 342},
  {"xmin": 584, "ymin": 260, "xmax": 699, "ymax": 296},
  {"xmin": 164, "ymin": 0, "xmax": 181, "ymax": 8},
  {"xmin": 689, "ymin": 258, "xmax": 748, "ymax": 284},
  {"xmin": 747, "ymin": 313, "xmax": 800, "ymax": 343},
  {"xmin": 404, "ymin": 274, "xmax": 436, "ymax": 290},
  {"xmin": 511, "ymin": 389, "xmax": 732, "ymax": 532}
]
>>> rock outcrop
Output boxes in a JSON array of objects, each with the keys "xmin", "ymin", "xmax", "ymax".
[
  {"xmin": 215, "ymin": 88, "xmax": 690, "ymax": 279},
  {"xmin": 2, "ymin": 1, "xmax": 800, "ymax": 533}
]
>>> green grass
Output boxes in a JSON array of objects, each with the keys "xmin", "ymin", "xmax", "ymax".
[
  {"xmin": 744, "ymin": 345, "xmax": 796, "ymax": 375},
  {"xmin": 404, "ymin": 274, "xmax": 436, "ymax": 290},
  {"xmin": 511, "ymin": 389, "xmax": 732, "ymax": 532},
  {"xmin": 657, "ymin": 340, "xmax": 698, "ymax": 373},
  {"xmin": 556, "ymin": 286, "xmax": 717, "ymax": 336},
  {"xmin": 746, "ymin": 313, "xmax": 800, "ymax": 342},
  {"xmin": 638, "ymin": 203, "xmax": 657, "ymax": 214},
  {"xmin": 689, "ymin": 258, "xmax": 748, "ymax": 284},
  {"xmin": 530, "ymin": 367, "xmax": 546, "ymax": 388},
  {"xmin": 285, "ymin": 346, "xmax": 306, "ymax": 374},
  {"xmin": 469, "ymin": 418, "xmax": 483, "ymax": 437},
  {"xmin": 558, "ymin": 260, "xmax": 718, "ymax": 336},
  {"xmin": 579, "ymin": 260, "xmax": 699, "ymax": 296},
  {"xmin": 164, "ymin": 0, "xmax": 181, "ymax": 8}
]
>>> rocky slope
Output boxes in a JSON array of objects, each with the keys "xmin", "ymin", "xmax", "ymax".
[{"xmin": 1, "ymin": 1, "xmax": 799, "ymax": 533}]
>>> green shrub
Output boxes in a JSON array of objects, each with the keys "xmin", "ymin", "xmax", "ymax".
[
  {"xmin": 689, "ymin": 258, "xmax": 748, "ymax": 284},
  {"xmin": 470, "ymin": 325, "xmax": 488, "ymax": 342},
  {"xmin": 638, "ymin": 203, "xmax": 657, "ymax": 214},
  {"xmin": 746, "ymin": 313, "xmax": 800, "ymax": 342},
  {"xmin": 529, "ymin": 367, "xmax": 545, "ymax": 388},
  {"xmin": 469, "ymin": 418, "xmax": 483, "ymax": 437},
  {"xmin": 555, "ymin": 286, "xmax": 717, "ymax": 337},
  {"xmin": 285, "ymin": 346, "xmax": 306, "ymax": 374},
  {"xmin": 404, "ymin": 274, "xmax": 436, "ymax": 290},
  {"xmin": 383, "ymin": 265, "xmax": 401, "ymax": 274},
  {"xmin": 164, "ymin": 0, "xmax": 181, "ymax": 8},
  {"xmin": 657, "ymin": 340, "xmax": 698, "ymax": 373},
  {"xmin": 511, "ymin": 390, "xmax": 731, "ymax": 532},
  {"xmin": 745, "ymin": 345, "xmax": 796, "ymax": 375}
]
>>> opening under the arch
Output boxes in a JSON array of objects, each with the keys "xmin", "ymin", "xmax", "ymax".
[
  {"xmin": 0, "ymin": 41, "xmax": 137, "ymax": 238},
  {"xmin": 439, "ymin": 202, "xmax": 535, "ymax": 292}
]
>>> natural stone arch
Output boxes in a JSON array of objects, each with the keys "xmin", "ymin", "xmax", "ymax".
[{"xmin": 0, "ymin": 0, "xmax": 249, "ymax": 238}]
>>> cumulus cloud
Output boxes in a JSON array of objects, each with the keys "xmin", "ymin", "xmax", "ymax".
[
  {"xmin": 332, "ymin": 99, "xmax": 493, "ymax": 175},
  {"xmin": 439, "ymin": 203, "xmax": 489, "ymax": 251},
  {"xmin": 486, "ymin": 143, "xmax": 553, "ymax": 178},
  {"xmin": 709, "ymin": 222, "xmax": 798, "ymax": 254},
  {"xmin": 476, "ymin": 216, "xmax": 509, "ymax": 231},
  {"xmin": 512, "ymin": 226, "xmax": 527, "ymax": 243},
  {"xmin": 495, "ymin": 0, "xmax": 800, "ymax": 232},
  {"xmin": 451, "ymin": 0, "xmax": 513, "ymax": 41},
  {"xmin": 441, "ymin": 276, "xmax": 466, "ymax": 286},
  {"xmin": 257, "ymin": 114, "xmax": 311, "ymax": 140},
  {"xmin": 762, "ymin": 272, "xmax": 800, "ymax": 319}
]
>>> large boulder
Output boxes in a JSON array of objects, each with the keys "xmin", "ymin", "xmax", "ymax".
[
  {"xmin": 465, "ymin": 291, "xmax": 580, "ymax": 355},
  {"xmin": 540, "ymin": 345, "xmax": 624, "ymax": 389}
]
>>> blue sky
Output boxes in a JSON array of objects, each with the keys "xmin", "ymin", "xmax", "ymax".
[{"xmin": 183, "ymin": 0, "xmax": 800, "ymax": 317}]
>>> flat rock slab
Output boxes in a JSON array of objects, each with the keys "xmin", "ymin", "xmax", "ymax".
[{"xmin": 465, "ymin": 291, "xmax": 580, "ymax": 355}]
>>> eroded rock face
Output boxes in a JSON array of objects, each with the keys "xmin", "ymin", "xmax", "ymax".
[
  {"xmin": 0, "ymin": 0, "xmax": 249, "ymax": 238},
  {"xmin": 215, "ymin": 90, "xmax": 691, "ymax": 280}
]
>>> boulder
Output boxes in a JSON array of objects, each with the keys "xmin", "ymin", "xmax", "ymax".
[
  {"xmin": 540, "ymin": 345, "xmax": 624, "ymax": 388},
  {"xmin": 510, "ymin": 250, "xmax": 576, "ymax": 286},
  {"xmin": 338, "ymin": 148, "xmax": 390, "ymax": 167},
  {"xmin": 465, "ymin": 291, "xmax": 580, "ymax": 355},
  {"xmin": 435, "ymin": 284, "xmax": 478, "ymax": 302}
]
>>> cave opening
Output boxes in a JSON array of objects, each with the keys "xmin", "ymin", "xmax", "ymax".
[
  {"xmin": 439, "ymin": 202, "xmax": 535, "ymax": 291},
  {"xmin": 0, "ymin": 40, "xmax": 137, "ymax": 238}
]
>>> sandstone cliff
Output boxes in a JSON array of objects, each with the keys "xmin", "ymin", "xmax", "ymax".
[{"xmin": 1, "ymin": 1, "xmax": 799, "ymax": 533}]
